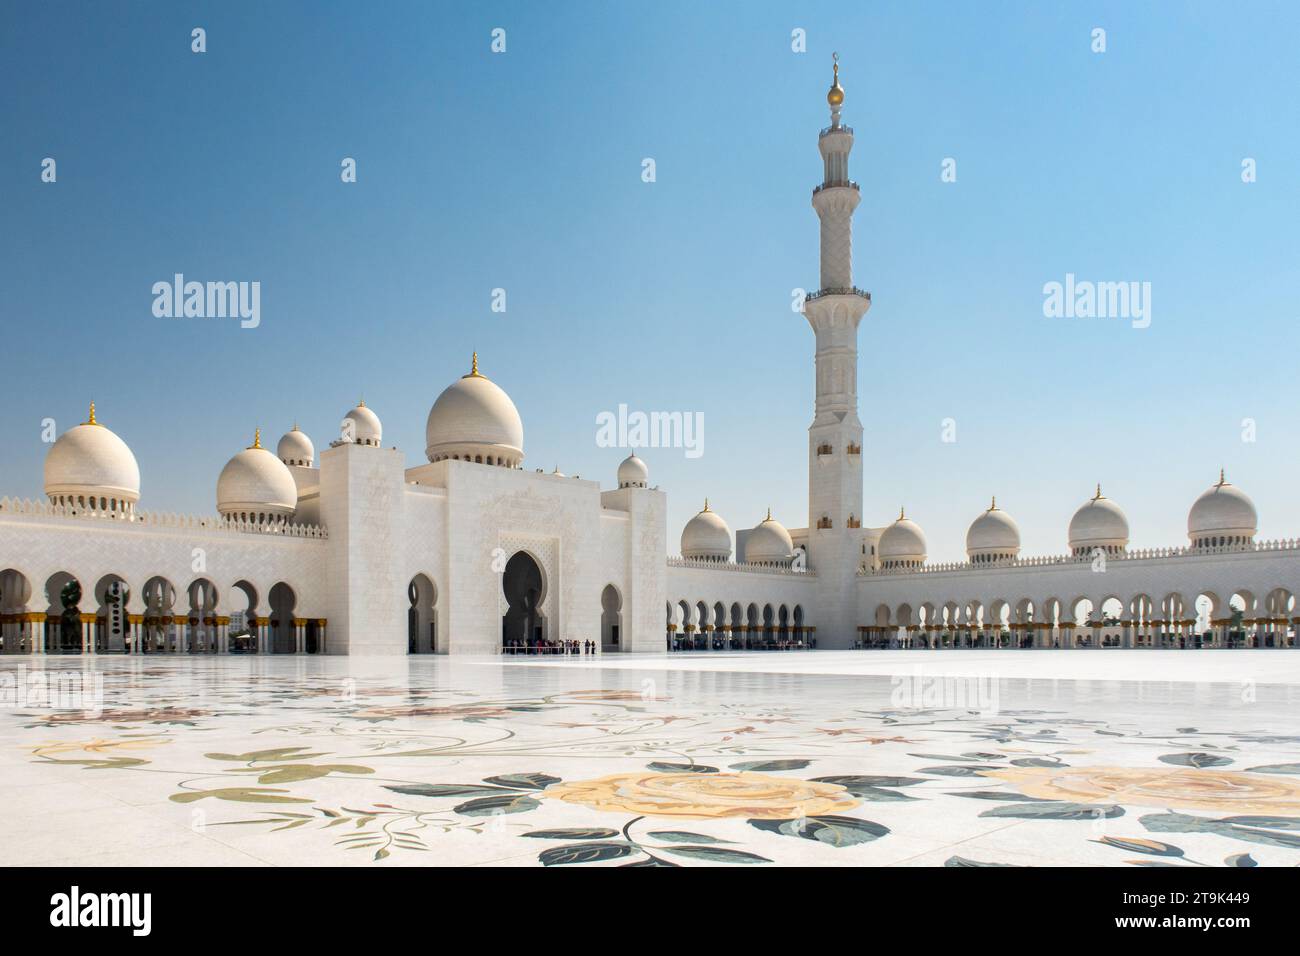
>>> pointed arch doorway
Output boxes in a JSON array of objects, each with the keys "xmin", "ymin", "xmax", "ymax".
[
  {"xmin": 601, "ymin": 584, "xmax": 622, "ymax": 652},
  {"xmin": 502, "ymin": 552, "xmax": 546, "ymax": 650}
]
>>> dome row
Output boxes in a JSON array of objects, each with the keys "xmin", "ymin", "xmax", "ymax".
[
  {"xmin": 677, "ymin": 474, "xmax": 1260, "ymax": 569},
  {"xmin": 876, "ymin": 474, "xmax": 1258, "ymax": 567},
  {"xmin": 681, "ymin": 505, "xmax": 796, "ymax": 566}
]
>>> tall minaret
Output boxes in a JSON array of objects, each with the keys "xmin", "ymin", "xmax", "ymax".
[{"xmin": 803, "ymin": 54, "xmax": 871, "ymax": 649}]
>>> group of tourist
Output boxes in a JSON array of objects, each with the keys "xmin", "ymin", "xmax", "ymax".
[
  {"xmin": 502, "ymin": 638, "xmax": 600, "ymax": 655},
  {"xmin": 669, "ymin": 636, "xmax": 815, "ymax": 651}
]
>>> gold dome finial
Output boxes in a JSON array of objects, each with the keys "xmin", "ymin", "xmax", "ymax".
[
  {"xmin": 899, "ymin": 506, "xmax": 906, "ymax": 521},
  {"xmin": 827, "ymin": 52, "xmax": 844, "ymax": 107},
  {"xmin": 989, "ymin": 495, "xmax": 997, "ymax": 511},
  {"xmin": 1094, "ymin": 483, "xmax": 1103, "ymax": 500},
  {"xmin": 83, "ymin": 401, "xmax": 99, "ymax": 426},
  {"xmin": 765, "ymin": 506, "xmax": 773, "ymax": 521},
  {"xmin": 465, "ymin": 351, "xmax": 482, "ymax": 378},
  {"xmin": 1217, "ymin": 468, "xmax": 1226, "ymax": 486},
  {"xmin": 702, "ymin": 498, "xmax": 710, "ymax": 512},
  {"xmin": 250, "ymin": 427, "xmax": 262, "ymax": 450}
]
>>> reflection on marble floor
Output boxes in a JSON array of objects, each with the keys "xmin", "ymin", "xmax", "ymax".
[{"xmin": 3, "ymin": 652, "xmax": 1300, "ymax": 867}]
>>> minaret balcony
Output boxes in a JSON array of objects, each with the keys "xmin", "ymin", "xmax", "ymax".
[
  {"xmin": 819, "ymin": 124, "xmax": 855, "ymax": 139},
  {"xmin": 812, "ymin": 180, "xmax": 859, "ymax": 195},
  {"xmin": 805, "ymin": 287, "xmax": 871, "ymax": 303}
]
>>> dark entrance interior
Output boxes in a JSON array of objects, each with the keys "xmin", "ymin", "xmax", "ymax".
[{"xmin": 502, "ymin": 552, "xmax": 543, "ymax": 647}]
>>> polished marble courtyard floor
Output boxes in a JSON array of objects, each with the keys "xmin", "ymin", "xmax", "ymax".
[{"xmin": 3, "ymin": 650, "xmax": 1300, "ymax": 867}]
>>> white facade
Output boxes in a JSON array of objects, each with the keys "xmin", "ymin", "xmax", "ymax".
[
  {"xmin": 2, "ymin": 60, "xmax": 1298, "ymax": 657},
  {"xmin": 0, "ymin": 360, "xmax": 667, "ymax": 656}
]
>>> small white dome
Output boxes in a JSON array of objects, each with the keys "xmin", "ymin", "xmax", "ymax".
[
  {"xmin": 277, "ymin": 425, "xmax": 314, "ymax": 467},
  {"xmin": 1069, "ymin": 485, "xmax": 1129, "ymax": 553},
  {"xmin": 217, "ymin": 431, "xmax": 297, "ymax": 521},
  {"xmin": 966, "ymin": 498, "xmax": 1021, "ymax": 562},
  {"xmin": 43, "ymin": 403, "xmax": 140, "ymax": 512},
  {"xmin": 879, "ymin": 508, "xmax": 927, "ymax": 567},
  {"xmin": 681, "ymin": 500, "xmax": 731, "ymax": 561},
  {"xmin": 746, "ymin": 509, "xmax": 794, "ymax": 565},
  {"xmin": 344, "ymin": 402, "xmax": 382, "ymax": 447},
  {"xmin": 1188, "ymin": 471, "xmax": 1257, "ymax": 547},
  {"xmin": 425, "ymin": 354, "xmax": 524, "ymax": 467},
  {"xmin": 617, "ymin": 453, "xmax": 648, "ymax": 489}
]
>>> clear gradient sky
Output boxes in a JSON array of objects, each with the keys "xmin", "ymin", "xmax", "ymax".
[{"xmin": 3, "ymin": 1, "xmax": 1299, "ymax": 562}]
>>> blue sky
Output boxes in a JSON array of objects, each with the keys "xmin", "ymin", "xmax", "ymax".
[{"xmin": 3, "ymin": 1, "xmax": 1298, "ymax": 562}]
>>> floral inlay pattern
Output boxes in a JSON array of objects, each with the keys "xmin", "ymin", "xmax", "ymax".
[{"xmin": 4, "ymin": 656, "xmax": 1300, "ymax": 867}]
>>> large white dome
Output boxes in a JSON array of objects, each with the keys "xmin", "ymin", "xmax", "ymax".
[
  {"xmin": 966, "ymin": 498, "xmax": 1021, "ymax": 563},
  {"xmin": 1069, "ymin": 485, "xmax": 1129, "ymax": 554},
  {"xmin": 344, "ymin": 402, "xmax": 382, "ymax": 447},
  {"xmin": 681, "ymin": 501, "xmax": 731, "ymax": 561},
  {"xmin": 879, "ymin": 508, "xmax": 927, "ymax": 568},
  {"xmin": 43, "ymin": 403, "xmax": 140, "ymax": 513},
  {"xmin": 617, "ymin": 453, "xmax": 649, "ymax": 489},
  {"xmin": 1188, "ymin": 471, "xmax": 1256, "ymax": 547},
  {"xmin": 746, "ymin": 509, "xmax": 794, "ymax": 565},
  {"xmin": 277, "ymin": 425, "xmax": 314, "ymax": 467},
  {"xmin": 217, "ymin": 431, "xmax": 298, "ymax": 521},
  {"xmin": 425, "ymin": 354, "xmax": 524, "ymax": 467}
]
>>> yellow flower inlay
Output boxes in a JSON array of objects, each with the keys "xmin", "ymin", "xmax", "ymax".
[
  {"xmin": 544, "ymin": 771, "xmax": 859, "ymax": 820},
  {"xmin": 981, "ymin": 765, "xmax": 1300, "ymax": 816}
]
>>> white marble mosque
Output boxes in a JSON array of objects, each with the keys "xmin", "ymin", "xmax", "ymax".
[{"xmin": 3, "ymin": 60, "xmax": 1299, "ymax": 659}]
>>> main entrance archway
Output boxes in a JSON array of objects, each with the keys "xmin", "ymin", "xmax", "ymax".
[{"xmin": 502, "ymin": 552, "xmax": 545, "ymax": 650}]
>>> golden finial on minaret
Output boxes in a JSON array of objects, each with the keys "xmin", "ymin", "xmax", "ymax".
[
  {"xmin": 83, "ymin": 401, "xmax": 98, "ymax": 426},
  {"xmin": 827, "ymin": 51, "xmax": 844, "ymax": 107},
  {"xmin": 250, "ymin": 428, "xmax": 262, "ymax": 450}
]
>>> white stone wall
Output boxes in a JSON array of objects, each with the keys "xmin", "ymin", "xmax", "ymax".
[
  {"xmin": 602, "ymin": 486, "xmax": 667, "ymax": 652},
  {"xmin": 287, "ymin": 465, "xmax": 321, "ymax": 525},
  {"xmin": 399, "ymin": 483, "xmax": 448, "ymax": 651},
  {"xmin": 318, "ymin": 443, "xmax": 407, "ymax": 655}
]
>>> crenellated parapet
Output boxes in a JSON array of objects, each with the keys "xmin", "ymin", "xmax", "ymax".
[
  {"xmin": 0, "ymin": 496, "xmax": 328, "ymax": 539},
  {"xmin": 860, "ymin": 537, "xmax": 1300, "ymax": 577},
  {"xmin": 668, "ymin": 555, "xmax": 815, "ymax": 578}
]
